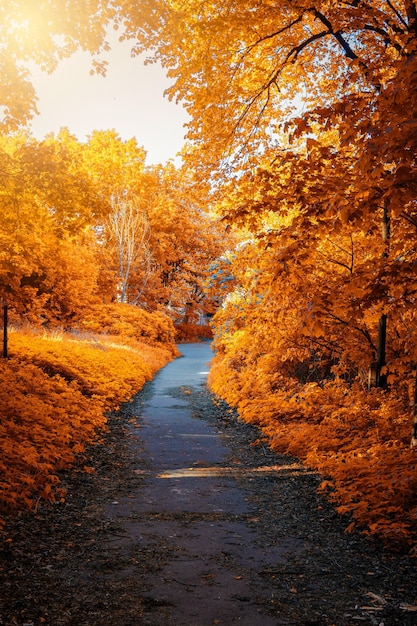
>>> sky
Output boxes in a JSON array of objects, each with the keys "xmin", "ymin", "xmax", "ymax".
[{"xmin": 28, "ymin": 33, "xmax": 189, "ymax": 166}]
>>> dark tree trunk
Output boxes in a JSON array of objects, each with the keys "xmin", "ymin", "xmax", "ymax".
[
  {"xmin": 375, "ymin": 202, "xmax": 390, "ymax": 388},
  {"xmin": 412, "ymin": 368, "xmax": 417, "ymax": 447},
  {"xmin": 375, "ymin": 313, "xmax": 387, "ymax": 388},
  {"xmin": 3, "ymin": 303, "xmax": 8, "ymax": 359}
]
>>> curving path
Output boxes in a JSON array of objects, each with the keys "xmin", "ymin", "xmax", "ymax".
[{"xmin": 104, "ymin": 342, "xmax": 281, "ymax": 625}]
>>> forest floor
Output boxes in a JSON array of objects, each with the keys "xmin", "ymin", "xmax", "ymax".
[{"xmin": 1, "ymin": 372, "xmax": 417, "ymax": 625}]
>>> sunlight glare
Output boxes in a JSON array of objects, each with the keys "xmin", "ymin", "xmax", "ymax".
[{"xmin": 157, "ymin": 464, "xmax": 313, "ymax": 478}]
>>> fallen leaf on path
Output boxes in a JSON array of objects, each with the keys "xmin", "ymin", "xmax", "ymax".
[
  {"xmin": 400, "ymin": 603, "xmax": 417, "ymax": 612},
  {"xmin": 365, "ymin": 592, "xmax": 387, "ymax": 605}
]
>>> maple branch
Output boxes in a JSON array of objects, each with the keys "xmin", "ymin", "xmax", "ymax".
[
  {"xmin": 385, "ymin": 0, "xmax": 409, "ymax": 29},
  {"xmin": 405, "ymin": 0, "xmax": 417, "ymax": 33},
  {"xmin": 285, "ymin": 30, "xmax": 333, "ymax": 63},
  {"xmin": 342, "ymin": 1, "xmax": 408, "ymax": 34},
  {"xmin": 364, "ymin": 24, "xmax": 404, "ymax": 53},
  {"xmin": 350, "ymin": 233, "xmax": 355, "ymax": 272},
  {"xmin": 241, "ymin": 15, "xmax": 305, "ymax": 57},
  {"xmin": 232, "ymin": 79, "xmax": 275, "ymax": 157},
  {"xmin": 400, "ymin": 211, "xmax": 417, "ymax": 229},
  {"xmin": 325, "ymin": 311, "xmax": 377, "ymax": 351},
  {"xmin": 309, "ymin": 336, "xmax": 344, "ymax": 354},
  {"xmin": 233, "ymin": 4, "xmax": 388, "ymax": 146},
  {"xmin": 327, "ymin": 235, "xmax": 355, "ymax": 272},
  {"xmin": 312, "ymin": 9, "xmax": 358, "ymax": 60},
  {"xmin": 316, "ymin": 249, "xmax": 353, "ymax": 274}
]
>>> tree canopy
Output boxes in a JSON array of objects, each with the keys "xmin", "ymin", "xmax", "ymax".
[
  {"xmin": 0, "ymin": 129, "xmax": 228, "ymax": 326},
  {"xmin": 120, "ymin": 1, "xmax": 417, "ymax": 179}
]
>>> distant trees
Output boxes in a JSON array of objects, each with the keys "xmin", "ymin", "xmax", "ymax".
[{"xmin": 0, "ymin": 129, "xmax": 228, "ymax": 328}]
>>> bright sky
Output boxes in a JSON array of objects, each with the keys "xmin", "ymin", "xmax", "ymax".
[{"xmin": 28, "ymin": 34, "xmax": 189, "ymax": 166}]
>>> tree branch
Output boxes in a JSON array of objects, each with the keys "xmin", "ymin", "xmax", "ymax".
[
  {"xmin": 385, "ymin": 0, "xmax": 409, "ymax": 29},
  {"xmin": 400, "ymin": 211, "xmax": 417, "ymax": 228},
  {"xmin": 326, "ymin": 311, "xmax": 377, "ymax": 351},
  {"xmin": 316, "ymin": 249, "xmax": 353, "ymax": 273},
  {"xmin": 364, "ymin": 23, "xmax": 403, "ymax": 52},
  {"xmin": 309, "ymin": 336, "xmax": 344, "ymax": 354},
  {"xmin": 286, "ymin": 30, "xmax": 332, "ymax": 63},
  {"xmin": 405, "ymin": 0, "xmax": 417, "ymax": 33},
  {"xmin": 241, "ymin": 14, "xmax": 305, "ymax": 57},
  {"xmin": 312, "ymin": 9, "xmax": 358, "ymax": 59},
  {"xmin": 329, "ymin": 235, "xmax": 355, "ymax": 261}
]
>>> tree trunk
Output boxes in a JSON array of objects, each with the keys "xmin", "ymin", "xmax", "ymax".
[
  {"xmin": 375, "ymin": 313, "xmax": 387, "ymax": 388},
  {"xmin": 3, "ymin": 303, "xmax": 8, "ymax": 359},
  {"xmin": 108, "ymin": 195, "xmax": 151, "ymax": 304},
  {"xmin": 411, "ymin": 367, "xmax": 417, "ymax": 447},
  {"xmin": 375, "ymin": 201, "xmax": 390, "ymax": 388}
]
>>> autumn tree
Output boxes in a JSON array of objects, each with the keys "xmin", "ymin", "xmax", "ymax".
[
  {"xmin": 128, "ymin": 162, "xmax": 231, "ymax": 324},
  {"xmin": 0, "ymin": 131, "xmax": 108, "ymax": 324},
  {"xmin": 107, "ymin": 193, "xmax": 151, "ymax": 303},
  {"xmin": 81, "ymin": 130, "xmax": 147, "ymax": 200},
  {"xmin": 120, "ymin": 2, "xmax": 416, "ymax": 175}
]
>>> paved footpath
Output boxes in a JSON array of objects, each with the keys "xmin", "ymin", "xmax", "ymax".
[{"xmin": 104, "ymin": 343, "xmax": 283, "ymax": 625}]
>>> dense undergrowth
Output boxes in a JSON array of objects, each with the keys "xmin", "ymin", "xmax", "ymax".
[
  {"xmin": 209, "ymin": 349, "xmax": 417, "ymax": 555},
  {"xmin": 0, "ymin": 306, "xmax": 179, "ymax": 530}
]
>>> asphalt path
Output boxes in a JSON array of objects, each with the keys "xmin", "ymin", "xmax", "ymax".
[{"xmin": 104, "ymin": 342, "xmax": 282, "ymax": 625}]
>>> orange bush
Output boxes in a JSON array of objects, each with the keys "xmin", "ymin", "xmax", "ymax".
[
  {"xmin": 0, "ymin": 359, "xmax": 104, "ymax": 514},
  {"xmin": 175, "ymin": 322, "xmax": 213, "ymax": 343},
  {"xmin": 209, "ymin": 347, "xmax": 417, "ymax": 552},
  {"xmin": 79, "ymin": 303, "xmax": 178, "ymax": 350},
  {"xmin": 10, "ymin": 329, "xmax": 173, "ymax": 410},
  {"xmin": 0, "ymin": 324, "xmax": 176, "ymax": 529}
]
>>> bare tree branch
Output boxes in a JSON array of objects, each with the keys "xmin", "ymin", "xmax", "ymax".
[{"xmin": 108, "ymin": 194, "xmax": 151, "ymax": 304}]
